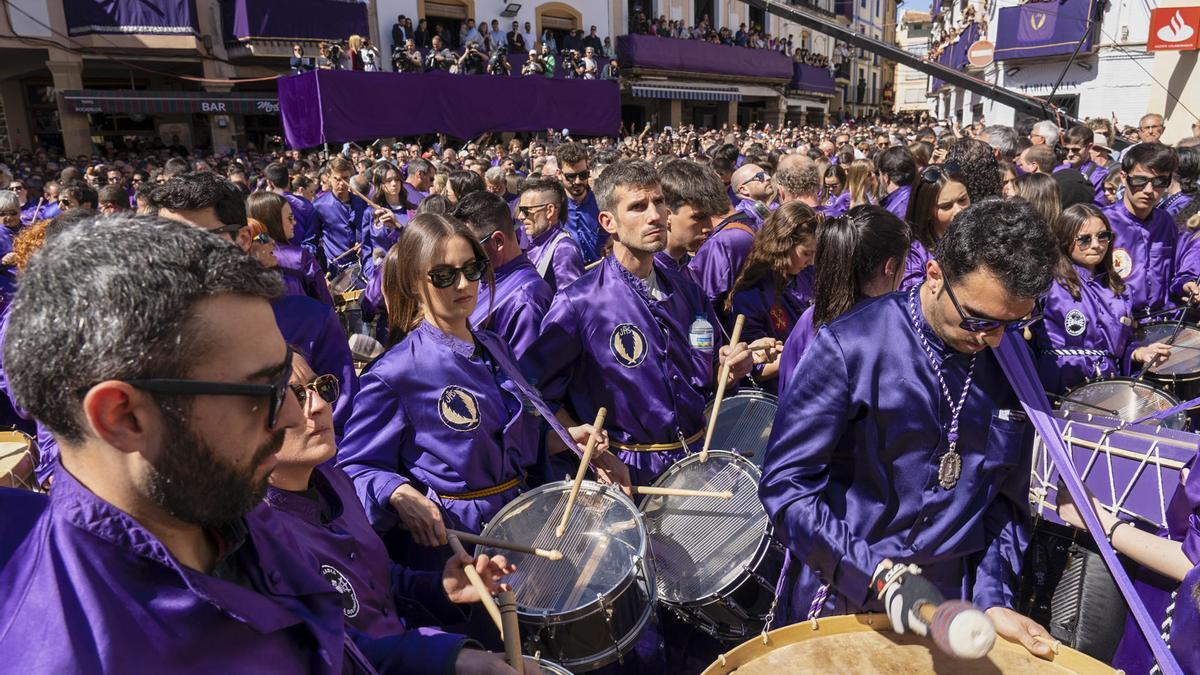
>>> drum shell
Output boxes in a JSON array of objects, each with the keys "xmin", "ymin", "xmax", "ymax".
[
  {"xmin": 0, "ymin": 431, "xmax": 37, "ymax": 490},
  {"xmin": 1060, "ymin": 377, "xmax": 1187, "ymax": 430},
  {"xmin": 1135, "ymin": 321, "xmax": 1200, "ymax": 403}
]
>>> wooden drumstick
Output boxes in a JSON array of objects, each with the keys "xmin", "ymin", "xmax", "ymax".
[
  {"xmin": 447, "ymin": 533, "xmax": 504, "ymax": 637},
  {"xmin": 633, "ymin": 486, "xmax": 734, "ymax": 499},
  {"xmin": 447, "ymin": 528, "xmax": 564, "ymax": 561},
  {"xmin": 498, "ymin": 591, "xmax": 524, "ymax": 674},
  {"xmin": 701, "ymin": 314, "xmax": 745, "ymax": 463},
  {"xmin": 347, "ymin": 184, "xmax": 385, "ymax": 211},
  {"xmin": 1033, "ymin": 635, "xmax": 1061, "ymax": 654},
  {"xmin": 556, "ymin": 407, "xmax": 608, "ymax": 538}
]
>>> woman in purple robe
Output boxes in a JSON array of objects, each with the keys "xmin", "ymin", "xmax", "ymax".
[
  {"xmin": 247, "ymin": 192, "xmax": 334, "ymax": 305},
  {"xmin": 899, "ymin": 163, "xmax": 971, "ymax": 291},
  {"xmin": 366, "ymin": 162, "xmax": 416, "ymax": 266}
]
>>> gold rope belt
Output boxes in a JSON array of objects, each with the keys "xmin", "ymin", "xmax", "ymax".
[
  {"xmin": 436, "ymin": 473, "xmax": 525, "ymax": 500},
  {"xmin": 610, "ymin": 429, "xmax": 705, "ymax": 453}
]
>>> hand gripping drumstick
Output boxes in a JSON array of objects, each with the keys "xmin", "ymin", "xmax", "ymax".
[
  {"xmin": 447, "ymin": 528, "xmax": 564, "ymax": 561},
  {"xmin": 447, "ymin": 533, "xmax": 505, "ymax": 638},
  {"xmin": 555, "ymin": 407, "xmax": 608, "ymax": 538},
  {"xmin": 873, "ymin": 563, "xmax": 996, "ymax": 660},
  {"xmin": 498, "ymin": 591, "xmax": 524, "ymax": 674},
  {"xmin": 701, "ymin": 314, "xmax": 745, "ymax": 463},
  {"xmin": 632, "ymin": 486, "xmax": 733, "ymax": 499}
]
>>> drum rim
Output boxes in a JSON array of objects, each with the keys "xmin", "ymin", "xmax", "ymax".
[
  {"xmin": 702, "ymin": 388, "xmax": 780, "ymax": 411},
  {"xmin": 1134, "ymin": 322, "xmax": 1200, "ymax": 380},
  {"xmin": 536, "ymin": 595, "xmax": 656, "ymax": 671},
  {"xmin": 1061, "ymin": 376, "xmax": 1188, "ymax": 426}
]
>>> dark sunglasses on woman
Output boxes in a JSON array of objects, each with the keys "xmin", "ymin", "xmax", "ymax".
[{"xmin": 427, "ymin": 258, "xmax": 489, "ymax": 289}]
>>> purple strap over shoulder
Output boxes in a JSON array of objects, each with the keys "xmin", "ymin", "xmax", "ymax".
[
  {"xmin": 994, "ymin": 334, "xmax": 1182, "ymax": 675},
  {"xmin": 479, "ymin": 334, "xmax": 583, "ymax": 459}
]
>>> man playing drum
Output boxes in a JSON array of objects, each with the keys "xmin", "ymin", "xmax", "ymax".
[{"xmin": 760, "ymin": 199, "xmax": 1058, "ymax": 658}]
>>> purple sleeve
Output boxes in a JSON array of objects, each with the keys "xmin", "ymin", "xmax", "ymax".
[
  {"xmin": 970, "ymin": 473, "xmax": 1031, "ymax": 609},
  {"xmin": 303, "ymin": 249, "xmax": 335, "ymax": 306},
  {"xmin": 1171, "ymin": 230, "xmax": 1200, "ymax": 300},
  {"xmin": 353, "ymin": 627, "xmax": 470, "ymax": 675},
  {"xmin": 519, "ymin": 292, "xmax": 582, "ymax": 409},
  {"xmin": 777, "ymin": 307, "xmax": 815, "ymax": 395},
  {"xmin": 336, "ymin": 371, "xmax": 410, "ymax": 532},
  {"xmin": 898, "ymin": 243, "xmax": 928, "ymax": 292},
  {"xmin": 551, "ymin": 241, "xmax": 584, "ymax": 290},
  {"xmin": 503, "ymin": 289, "xmax": 551, "ymax": 362}
]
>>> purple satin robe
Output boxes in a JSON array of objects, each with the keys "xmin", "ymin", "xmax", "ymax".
[
  {"xmin": 688, "ymin": 212, "xmax": 758, "ymax": 329},
  {"xmin": 284, "ymin": 192, "xmax": 318, "ymax": 254},
  {"xmin": 525, "ymin": 224, "xmax": 584, "ymax": 295},
  {"xmin": 275, "ymin": 242, "xmax": 334, "ymax": 306},
  {"xmin": 1105, "ymin": 201, "xmax": 1178, "ymax": 313},
  {"xmin": 271, "ymin": 295, "xmax": 358, "ymax": 441},
  {"xmin": 734, "ymin": 198, "xmax": 767, "ymax": 230},
  {"xmin": 19, "ymin": 199, "xmax": 49, "ymax": 225},
  {"xmin": 899, "ymin": 238, "xmax": 932, "ymax": 292},
  {"xmin": 1171, "ymin": 229, "xmax": 1200, "ymax": 300},
  {"xmin": 654, "ymin": 250, "xmax": 694, "ymax": 280},
  {"xmin": 364, "ymin": 204, "xmax": 409, "ymax": 282},
  {"xmin": 312, "ymin": 192, "xmax": 372, "ymax": 281},
  {"xmin": 880, "ymin": 184, "xmax": 911, "ymax": 221},
  {"xmin": 760, "ymin": 290, "xmax": 1032, "ymax": 621},
  {"xmin": 730, "ymin": 272, "xmax": 813, "ymax": 395},
  {"xmin": 821, "ymin": 191, "xmax": 850, "ymax": 218},
  {"xmin": 1032, "ymin": 267, "xmax": 1135, "ymax": 393},
  {"xmin": 564, "ymin": 191, "xmax": 606, "ymax": 264},
  {"xmin": 520, "ymin": 256, "xmax": 724, "ymax": 486},
  {"xmin": 777, "ymin": 305, "xmax": 817, "ymax": 397},
  {"xmin": 469, "ymin": 254, "xmax": 552, "ymax": 361}
]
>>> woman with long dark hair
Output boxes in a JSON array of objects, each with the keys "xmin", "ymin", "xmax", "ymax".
[
  {"xmin": 246, "ymin": 191, "xmax": 333, "ymax": 305},
  {"xmin": 366, "ymin": 161, "xmax": 416, "ymax": 270},
  {"xmin": 776, "ymin": 205, "xmax": 910, "ymax": 394},
  {"xmin": 1033, "ymin": 203, "xmax": 1170, "ymax": 392},
  {"xmin": 899, "ymin": 163, "xmax": 970, "ymax": 291},
  {"xmin": 820, "ymin": 164, "xmax": 849, "ymax": 217}
]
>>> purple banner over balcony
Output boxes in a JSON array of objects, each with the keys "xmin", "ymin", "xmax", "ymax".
[
  {"xmin": 790, "ymin": 63, "xmax": 836, "ymax": 95},
  {"xmin": 617, "ymin": 34, "xmax": 793, "ymax": 80},
  {"xmin": 930, "ymin": 22, "xmax": 979, "ymax": 92},
  {"xmin": 226, "ymin": 0, "xmax": 368, "ymax": 41},
  {"xmin": 994, "ymin": 0, "xmax": 1099, "ymax": 61},
  {"xmin": 64, "ymin": 0, "xmax": 198, "ymax": 36},
  {"xmin": 278, "ymin": 70, "xmax": 619, "ymax": 148}
]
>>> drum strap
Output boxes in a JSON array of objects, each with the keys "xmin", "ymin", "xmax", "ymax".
[
  {"xmin": 478, "ymin": 336, "xmax": 584, "ymax": 459},
  {"xmin": 1042, "ymin": 347, "xmax": 1111, "ymax": 358},
  {"xmin": 534, "ymin": 230, "xmax": 571, "ymax": 278},
  {"xmin": 609, "ymin": 429, "xmax": 705, "ymax": 453}
]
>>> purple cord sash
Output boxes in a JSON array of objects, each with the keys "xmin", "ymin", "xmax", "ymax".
[{"xmin": 995, "ymin": 334, "xmax": 1182, "ymax": 674}]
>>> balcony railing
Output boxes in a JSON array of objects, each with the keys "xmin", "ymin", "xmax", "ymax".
[
  {"xmin": 617, "ymin": 34, "xmax": 793, "ymax": 80},
  {"xmin": 222, "ymin": 0, "xmax": 368, "ymax": 43}
]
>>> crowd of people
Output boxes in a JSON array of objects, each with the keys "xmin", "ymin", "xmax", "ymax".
[
  {"xmin": 628, "ymin": 7, "xmax": 837, "ymax": 69},
  {"xmin": 0, "ymin": 109, "xmax": 1199, "ymax": 673}
]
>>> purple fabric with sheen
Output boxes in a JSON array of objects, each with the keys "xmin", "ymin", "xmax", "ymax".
[
  {"xmin": 995, "ymin": 0, "xmax": 1099, "ymax": 61},
  {"xmin": 790, "ymin": 64, "xmax": 836, "ymax": 94},
  {"xmin": 617, "ymin": 34, "xmax": 793, "ymax": 79},
  {"xmin": 226, "ymin": 0, "xmax": 367, "ymax": 41},
  {"xmin": 64, "ymin": 0, "xmax": 198, "ymax": 36},
  {"xmin": 931, "ymin": 23, "xmax": 978, "ymax": 91},
  {"xmin": 525, "ymin": 224, "xmax": 584, "ymax": 295},
  {"xmin": 1031, "ymin": 267, "xmax": 1136, "ymax": 393},
  {"xmin": 279, "ymin": 71, "xmax": 619, "ymax": 148}
]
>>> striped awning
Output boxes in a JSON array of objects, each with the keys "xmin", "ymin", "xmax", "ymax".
[
  {"xmin": 62, "ymin": 89, "xmax": 280, "ymax": 115},
  {"xmin": 630, "ymin": 84, "xmax": 742, "ymax": 102}
]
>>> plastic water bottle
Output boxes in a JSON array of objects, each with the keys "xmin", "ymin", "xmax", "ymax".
[{"xmin": 688, "ymin": 314, "xmax": 714, "ymax": 352}]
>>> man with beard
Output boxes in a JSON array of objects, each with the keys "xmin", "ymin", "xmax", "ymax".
[
  {"xmin": 518, "ymin": 178, "xmax": 584, "ymax": 295},
  {"xmin": 520, "ymin": 160, "xmax": 758, "ymax": 487},
  {"xmin": 555, "ymin": 142, "xmax": 605, "ymax": 264},
  {"xmin": 0, "ymin": 214, "xmax": 519, "ymax": 672}
]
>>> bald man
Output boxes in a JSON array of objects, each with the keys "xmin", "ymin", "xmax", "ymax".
[{"xmin": 730, "ymin": 163, "xmax": 775, "ymax": 230}]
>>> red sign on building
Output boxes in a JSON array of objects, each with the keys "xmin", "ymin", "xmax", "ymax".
[{"xmin": 1148, "ymin": 6, "xmax": 1200, "ymax": 51}]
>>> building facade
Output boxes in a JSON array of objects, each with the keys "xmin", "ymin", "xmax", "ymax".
[{"xmin": 894, "ymin": 11, "xmax": 932, "ymax": 113}]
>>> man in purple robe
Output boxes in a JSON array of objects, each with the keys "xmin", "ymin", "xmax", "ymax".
[
  {"xmin": 404, "ymin": 158, "xmax": 434, "ymax": 206},
  {"xmin": 877, "ymin": 146, "xmax": 917, "ymax": 222},
  {"xmin": 456, "ymin": 192, "xmax": 552, "ymax": 360},
  {"xmin": 556, "ymin": 142, "xmax": 606, "ymax": 264},
  {"xmin": 1104, "ymin": 142, "xmax": 1180, "ymax": 314},
  {"xmin": 728, "ymin": 162, "xmax": 775, "ymax": 230},
  {"xmin": 1055, "ymin": 126, "xmax": 1109, "ymax": 204},
  {"xmin": 520, "ymin": 160, "xmax": 756, "ymax": 486},
  {"xmin": 519, "ymin": 178, "xmax": 584, "ymax": 294},
  {"xmin": 775, "ymin": 154, "xmax": 825, "ymax": 212},
  {"xmin": 313, "ymin": 156, "xmax": 372, "ymax": 287},
  {"xmin": 657, "ymin": 159, "xmax": 729, "ymax": 276},
  {"xmin": 0, "ymin": 214, "xmax": 514, "ymax": 673},
  {"xmin": 688, "ymin": 190, "xmax": 759, "ymax": 329},
  {"xmin": 760, "ymin": 199, "xmax": 1057, "ymax": 658}
]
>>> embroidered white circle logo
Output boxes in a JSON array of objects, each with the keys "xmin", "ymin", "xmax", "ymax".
[
  {"xmin": 610, "ymin": 323, "xmax": 648, "ymax": 368},
  {"xmin": 439, "ymin": 386, "xmax": 481, "ymax": 432},
  {"xmin": 1064, "ymin": 309, "xmax": 1088, "ymax": 336},
  {"xmin": 1112, "ymin": 248, "xmax": 1132, "ymax": 279},
  {"xmin": 321, "ymin": 564, "xmax": 360, "ymax": 618}
]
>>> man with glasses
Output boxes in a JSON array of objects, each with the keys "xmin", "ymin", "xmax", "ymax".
[
  {"xmin": 1138, "ymin": 113, "xmax": 1166, "ymax": 145},
  {"xmin": 556, "ymin": 142, "xmax": 605, "ymax": 264},
  {"xmin": 264, "ymin": 163, "xmax": 316, "ymax": 254},
  {"xmin": 1056, "ymin": 125, "xmax": 1109, "ymax": 204},
  {"xmin": 1104, "ymin": 143, "xmax": 1179, "ymax": 314},
  {"xmin": 455, "ymin": 192, "xmax": 552, "ymax": 360},
  {"xmin": 728, "ymin": 162, "xmax": 775, "ymax": 229},
  {"xmin": 519, "ymin": 178, "xmax": 583, "ymax": 295},
  {"xmin": 57, "ymin": 182, "xmax": 98, "ymax": 212},
  {"xmin": 312, "ymin": 156, "xmax": 371, "ymax": 281},
  {"xmin": 876, "ymin": 146, "xmax": 918, "ymax": 221},
  {"xmin": 761, "ymin": 198, "xmax": 1058, "ymax": 659},
  {"xmin": 11, "ymin": 180, "xmax": 43, "ymax": 225}
]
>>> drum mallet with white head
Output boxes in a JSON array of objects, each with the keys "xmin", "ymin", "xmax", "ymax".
[{"xmin": 870, "ymin": 563, "xmax": 996, "ymax": 660}]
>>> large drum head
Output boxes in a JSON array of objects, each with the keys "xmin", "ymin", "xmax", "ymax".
[
  {"xmin": 1135, "ymin": 323, "xmax": 1200, "ymax": 377},
  {"xmin": 702, "ymin": 390, "xmax": 778, "ymax": 467},
  {"xmin": 642, "ymin": 451, "xmax": 768, "ymax": 605},
  {"xmin": 1060, "ymin": 378, "xmax": 1186, "ymax": 429},
  {"xmin": 330, "ymin": 263, "xmax": 363, "ymax": 294},
  {"xmin": 479, "ymin": 481, "xmax": 648, "ymax": 615}
]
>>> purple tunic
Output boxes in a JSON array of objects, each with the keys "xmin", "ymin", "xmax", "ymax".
[
  {"xmin": 469, "ymin": 254, "xmax": 553, "ymax": 361},
  {"xmin": 403, "ymin": 182, "xmax": 427, "ymax": 207},
  {"xmin": 271, "ymin": 295, "xmax": 359, "ymax": 442},
  {"xmin": 1032, "ymin": 267, "xmax": 1135, "ymax": 393},
  {"xmin": 777, "ymin": 305, "xmax": 817, "ymax": 397},
  {"xmin": 734, "ymin": 198, "xmax": 767, "ymax": 230},
  {"xmin": 564, "ymin": 191, "xmax": 606, "ymax": 264},
  {"xmin": 880, "ymin": 184, "xmax": 911, "ymax": 221},
  {"xmin": 520, "ymin": 256, "xmax": 724, "ymax": 486},
  {"xmin": 899, "ymin": 239, "xmax": 932, "ymax": 292},
  {"xmin": 730, "ymin": 272, "xmax": 812, "ymax": 395},
  {"xmin": 1056, "ymin": 160, "xmax": 1108, "ymax": 204},
  {"xmin": 0, "ymin": 466, "xmax": 469, "ymax": 674},
  {"xmin": 688, "ymin": 212, "xmax": 758, "ymax": 329},
  {"xmin": 19, "ymin": 199, "xmax": 49, "ymax": 225},
  {"xmin": 1171, "ymin": 229, "xmax": 1200, "ymax": 300},
  {"xmin": 275, "ymin": 242, "xmax": 335, "ymax": 306},
  {"xmin": 1171, "ymin": 564, "xmax": 1200, "ymax": 672},
  {"xmin": 821, "ymin": 192, "xmax": 850, "ymax": 218},
  {"xmin": 760, "ymin": 290, "xmax": 1031, "ymax": 621},
  {"xmin": 1105, "ymin": 201, "xmax": 1179, "ymax": 313},
  {"xmin": 336, "ymin": 323, "xmax": 541, "ymax": 548},
  {"xmin": 312, "ymin": 192, "xmax": 372, "ymax": 281},
  {"xmin": 525, "ymin": 224, "xmax": 584, "ymax": 294},
  {"xmin": 654, "ymin": 250, "xmax": 694, "ymax": 279},
  {"xmin": 364, "ymin": 204, "xmax": 410, "ymax": 282},
  {"xmin": 284, "ymin": 192, "xmax": 318, "ymax": 254}
]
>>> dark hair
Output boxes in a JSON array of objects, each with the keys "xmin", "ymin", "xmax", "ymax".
[
  {"xmin": 936, "ymin": 197, "xmax": 1056, "ymax": 299},
  {"xmin": 1013, "ymin": 172, "xmax": 1061, "ymax": 229},
  {"xmin": 1175, "ymin": 145, "xmax": 1200, "ymax": 194},
  {"xmin": 1121, "ymin": 142, "xmax": 1178, "ymax": 175},
  {"xmin": 264, "ymin": 163, "xmax": 290, "ymax": 190},
  {"xmin": 327, "ymin": 156, "xmax": 354, "ymax": 174},
  {"xmin": 447, "ymin": 170, "xmax": 485, "ymax": 203},
  {"xmin": 61, "ymin": 182, "xmax": 98, "ymax": 209},
  {"xmin": 658, "ymin": 160, "xmax": 728, "ymax": 217},
  {"xmin": 594, "ymin": 160, "xmax": 659, "ymax": 214},
  {"xmin": 729, "ymin": 202, "xmax": 821, "ymax": 311},
  {"xmin": 1052, "ymin": 203, "xmax": 1124, "ymax": 299},
  {"xmin": 519, "ymin": 177, "xmax": 568, "ymax": 222},
  {"xmin": 246, "ymin": 191, "xmax": 289, "ymax": 243},
  {"xmin": 453, "ymin": 191, "xmax": 514, "ymax": 239},
  {"xmin": 150, "ymin": 172, "xmax": 247, "ymax": 228},
  {"xmin": 1064, "ymin": 125, "xmax": 1094, "ymax": 146},
  {"xmin": 945, "ymin": 138, "xmax": 1002, "ymax": 201},
  {"xmin": 5, "ymin": 213, "xmax": 283, "ymax": 443},
  {"xmin": 908, "ymin": 163, "xmax": 968, "ymax": 249},
  {"xmin": 876, "ymin": 146, "xmax": 917, "ymax": 187},
  {"xmin": 812, "ymin": 205, "xmax": 911, "ymax": 327},
  {"xmin": 97, "ymin": 184, "xmax": 128, "ymax": 208},
  {"xmin": 907, "ymin": 141, "xmax": 933, "ymax": 168},
  {"xmin": 820, "ymin": 163, "xmax": 847, "ymax": 204},
  {"xmin": 554, "ymin": 142, "xmax": 589, "ymax": 169}
]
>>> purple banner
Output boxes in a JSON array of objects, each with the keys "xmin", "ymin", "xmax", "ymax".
[
  {"xmin": 278, "ymin": 70, "xmax": 620, "ymax": 148},
  {"xmin": 930, "ymin": 22, "xmax": 979, "ymax": 92},
  {"xmin": 617, "ymin": 34, "xmax": 793, "ymax": 80},
  {"xmin": 64, "ymin": 0, "xmax": 197, "ymax": 36},
  {"xmin": 226, "ymin": 0, "xmax": 368, "ymax": 41},
  {"xmin": 790, "ymin": 63, "xmax": 836, "ymax": 94},
  {"xmin": 995, "ymin": 0, "xmax": 1098, "ymax": 61}
]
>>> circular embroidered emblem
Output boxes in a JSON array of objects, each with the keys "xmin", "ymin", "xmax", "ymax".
[
  {"xmin": 1064, "ymin": 309, "xmax": 1088, "ymax": 337},
  {"xmin": 1112, "ymin": 248, "xmax": 1132, "ymax": 279},
  {"xmin": 439, "ymin": 386, "xmax": 481, "ymax": 432},
  {"xmin": 321, "ymin": 564, "xmax": 360, "ymax": 618},
  {"xmin": 610, "ymin": 323, "xmax": 648, "ymax": 368}
]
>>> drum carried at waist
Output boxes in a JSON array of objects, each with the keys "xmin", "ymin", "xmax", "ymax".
[
  {"xmin": 701, "ymin": 389, "xmax": 778, "ymax": 468},
  {"xmin": 1134, "ymin": 320, "xmax": 1200, "ymax": 403},
  {"xmin": 1058, "ymin": 377, "xmax": 1187, "ymax": 430},
  {"xmin": 0, "ymin": 430, "xmax": 37, "ymax": 491}
]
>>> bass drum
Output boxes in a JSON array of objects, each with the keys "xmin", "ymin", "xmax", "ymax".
[
  {"xmin": 701, "ymin": 390, "xmax": 778, "ymax": 468},
  {"xmin": 1134, "ymin": 321, "xmax": 1200, "ymax": 402},
  {"xmin": 1059, "ymin": 377, "xmax": 1187, "ymax": 430}
]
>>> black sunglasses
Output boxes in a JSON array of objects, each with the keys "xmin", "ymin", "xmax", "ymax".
[
  {"xmin": 943, "ymin": 275, "xmax": 1041, "ymax": 333},
  {"xmin": 516, "ymin": 202, "xmax": 551, "ymax": 218},
  {"xmin": 562, "ymin": 170, "xmax": 590, "ymax": 183},
  {"xmin": 427, "ymin": 258, "xmax": 489, "ymax": 289},
  {"xmin": 123, "ymin": 347, "xmax": 294, "ymax": 429},
  {"xmin": 290, "ymin": 374, "xmax": 340, "ymax": 407},
  {"xmin": 1126, "ymin": 174, "xmax": 1171, "ymax": 190},
  {"xmin": 921, "ymin": 161, "xmax": 963, "ymax": 184},
  {"xmin": 1075, "ymin": 230, "xmax": 1114, "ymax": 247}
]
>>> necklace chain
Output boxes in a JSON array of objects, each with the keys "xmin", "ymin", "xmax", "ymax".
[{"xmin": 907, "ymin": 286, "xmax": 977, "ymax": 460}]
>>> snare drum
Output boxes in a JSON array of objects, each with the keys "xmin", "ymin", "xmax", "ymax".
[
  {"xmin": 0, "ymin": 430, "xmax": 37, "ymax": 491},
  {"xmin": 476, "ymin": 481, "xmax": 655, "ymax": 672},
  {"xmin": 1134, "ymin": 321, "xmax": 1200, "ymax": 402},
  {"xmin": 641, "ymin": 451, "xmax": 782, "ymax": 642},
  {"xmin": 1059, "ymin": 377, "xmax": 1187, "ymax": 429},
  {"xmin": 703, "ymin": 614, "xmax": 1116, "ymax": 674},
  {"xmin": 701, "ymin": 390, "xmax": 778, "ymax": 468}
]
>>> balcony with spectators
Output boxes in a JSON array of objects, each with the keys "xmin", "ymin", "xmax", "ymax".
[{"xmin": 221, "ymin": 0, "xmax": 369, "ymax": 59}]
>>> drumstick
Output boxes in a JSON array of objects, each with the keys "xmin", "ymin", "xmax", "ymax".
[
  {"xmin": 632, "ymin": 486, "xmax": 734, "ymax": 499},
  {"xmin": 1033, "ymin": 635, "xmax": 1061, "ymax": 654},
  {"xmin": 447, "ymin": 533, "xmax": 504, "ymax": 637},
  {"xmin": 1135, "ymin": 294, "xmax": 1194, "ymax": 381},
  {"xmin": 701, "ymin": 314, "xmax": 745, "ymax": 463},
  {"xmin": 556, "ymin": 407, "xmax": 607, "ymax": 538},
  {"xmin": 347, "ymin": 184, "xmax": 386, "ymax": 211},
  {"xmin": 498, "ymin": 591, "xmax": 524, "ymax": 674},
  {"xmin": 447, "ymin": 528, "xmax": 564, "ymax": 561}
]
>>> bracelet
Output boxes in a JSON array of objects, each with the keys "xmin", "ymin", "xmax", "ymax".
[{"xmin": 1105, "ymin": 519, "xmax": 1127, "ymax": 543}]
